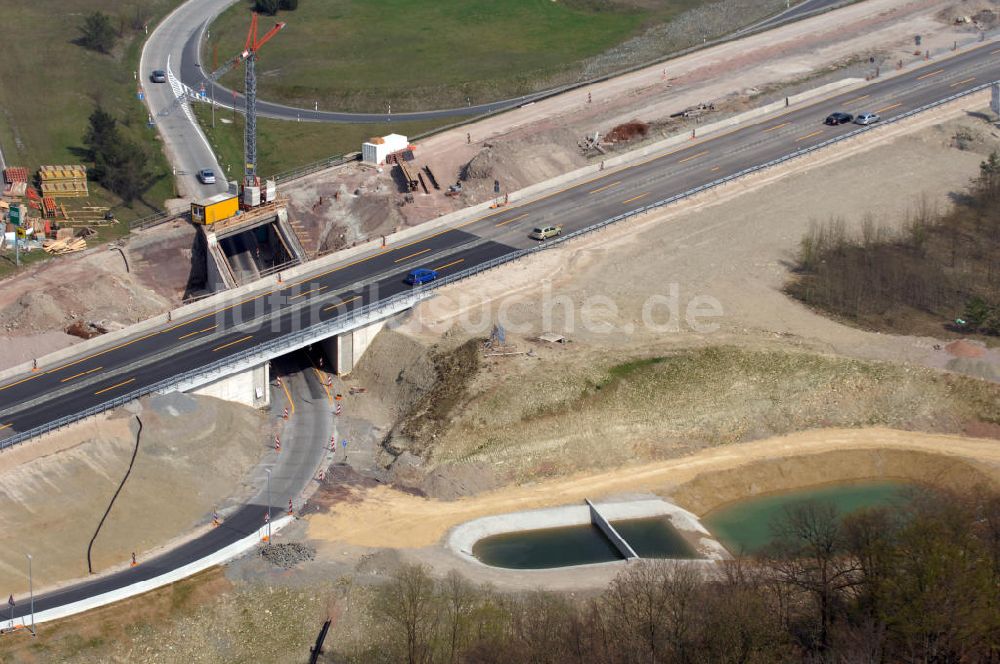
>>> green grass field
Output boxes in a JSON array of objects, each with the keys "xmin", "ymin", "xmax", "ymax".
[
  {"xmin": 0, "ymin": 1, "xmax": 183, "ymax": 221},
  {"xmin": 194, "ymin": 104, "xmax": 447, "ymax": 180},
  {"xmin": 208, "ymin": 0, "xmax": 705, "ymax": 112}
]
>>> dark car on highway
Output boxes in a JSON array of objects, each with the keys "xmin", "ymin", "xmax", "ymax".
[
  {"xmin": 150, "ymin": 70, "xmax": 167, "ymax": 83},
  {"xmin": 824, "ymin": 112, "xmax": 853, "ymax": 125},
  {"xmin": 406, "ymin": 268, "xmax": 438, "ymax": 285}
]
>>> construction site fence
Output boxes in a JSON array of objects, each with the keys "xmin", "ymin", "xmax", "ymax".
[{"xmin": 0, "ymin": 79, "xmax": 991, "ymax": 451}]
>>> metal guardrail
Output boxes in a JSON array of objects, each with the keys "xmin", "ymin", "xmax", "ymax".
[
  {"xmin": 1, "ymin": 79, "xmax": 992, "ymax": 450},
  {"xmin": 128, "ymin": 209, "xmax": 176, "ymax": 231}
]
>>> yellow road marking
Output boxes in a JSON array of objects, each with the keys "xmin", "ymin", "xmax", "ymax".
[
  {"xmin": 622, "ymin": 192, "xmax": 651, "ymax": 204},
  {"xmin": 0, "ymin": 374, "xmax": 42, "ymax": 393},
  {"xmin": 394, "ymin": 248, "xmax": 431, "ymax": 263},
  {"xmin": 279, "ymin": 373, "xmax": 296, "ymax": 414},
  {"xmin": 0, "ymin": 423, "xmax": 11, "ymax": 431},
  {"xmin": 495, "ymin": 213, "xmax": 528, "ymax": 227},
  {"xmin": 874, "ymin": 102, "xmax": 901, "ymax": 114},
  {"xmin": 323, "ymin": 295, "xmax": 361, "ymax": 313},
  {"xmin": 710, "ymin": 166, "xmax": 720, "ymax": 172},
  {"xmin": 795, "ymin": 129, "xmax": 824, "ymax": 142},
  {"xmin": 178, "ymin": 325, "xmax": 216, "ymax": 340},
  {"xmin": 916, "ymin": 68, "xmax": 944, "ymax": 80},
  {"xmin": 212, "ymin": 335, "xmax": 252, "ymax": 352},
  {"xmin": 289, "ymin": 285, "xmax": 328, "ymax": 300},
  {"xmin": 843, "ymin": 94, "xmax": 869, "ymax": 105},
  {"xmin": 950, "ymin": 76, "xmax": 976, "ymax": 87},
  {"xmin": 589, "ymin": 180, "xmax": 622, "ymax": 194},
  {"xmin": 60, "ymin": 366, "xmax": 103, "ymax": 383},
  {"xmin": 763, "ymin": 122, "xmax": 789, "ymax": 133},
  {"xmin": 678, "ymin": 150, "xmax": 709, "ymax": 164},
  {"xmin": 94, "ymin": 378, "xmax": 135, "ymax": 396},
  {"xmin": 435, "ymin": 258, "xmax": 465, "ymax": 271}
]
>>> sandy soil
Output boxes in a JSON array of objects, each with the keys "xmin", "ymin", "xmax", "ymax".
[
  {"xmin": 0, "ymin": 392, "xmax": 267, "ymax": 594},
  {"xmin": 0, "ymin": 222, "xmax": 195, "ymax": 371},
  {"xmin": 402, "ymin": 97, "xmax": 999, "ymax": 378},
  {"xmin": 305, "ymin": 427, "xmax": 1000, "ymax": 550}
]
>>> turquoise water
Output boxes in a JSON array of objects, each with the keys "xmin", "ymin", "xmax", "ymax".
[
  {"xmin": 702, "ymin": 480, "xmax": 915, "ymax": 555},
  {"xmin": 471, "ymin": 517, "xmax": 698, "ymax": 569}
]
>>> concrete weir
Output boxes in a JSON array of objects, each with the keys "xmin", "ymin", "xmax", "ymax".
[{"xmin": 587, "ymin": 498, "xmax": 639, "ymax": 560}]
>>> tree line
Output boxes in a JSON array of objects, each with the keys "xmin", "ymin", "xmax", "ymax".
[
  {"xmin": 787, "ymin": 150, "xmax": 1000, "ymax": 338},
  {"xmin": 326, "ymin": 486, "xmax": 1000, "ymax": 663},
  {"xmin": 84, "ymin": 107, "xmax": 153, "ymax": 204}
]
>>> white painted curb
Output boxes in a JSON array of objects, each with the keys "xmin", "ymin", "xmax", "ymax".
[{"xmin": 7, "ymin": 515, "xmax": 293, "ymax": 628}]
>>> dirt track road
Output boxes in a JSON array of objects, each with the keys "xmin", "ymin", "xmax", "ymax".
[{"xmin": 306, "ymin": 427, "xmax": 1000, "ymax": 549}]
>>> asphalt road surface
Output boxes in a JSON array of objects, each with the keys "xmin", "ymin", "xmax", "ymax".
[
  {"xmin": 6, "ymin": 353, "xmax": 332, "ymax": 621},
  {"xmin": 3, "ymin": 42, "xmax": 998, "ymax": 446}
]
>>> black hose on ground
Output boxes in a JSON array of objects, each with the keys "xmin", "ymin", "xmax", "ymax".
[{"xmin": 87, "ymin": 415, "xmax": 142, "ymax": 575}]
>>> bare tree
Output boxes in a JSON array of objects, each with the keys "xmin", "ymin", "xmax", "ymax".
[{"xmin": 374, "ymin": 564, "xmax": 441, "ymax": 664}]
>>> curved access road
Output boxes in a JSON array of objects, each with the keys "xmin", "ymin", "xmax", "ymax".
[{"xmin": 5, "ymin": 354, "xmax": 332, "ymax": 624}]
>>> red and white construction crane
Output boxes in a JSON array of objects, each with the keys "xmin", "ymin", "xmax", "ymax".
[{"xmin": 161, "ymin": 13, "xmax": 285, "ymax": 205}]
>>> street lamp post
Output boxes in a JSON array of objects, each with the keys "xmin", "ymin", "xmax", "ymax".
[
  {"xmin": 265, "ymin": 469, "xmax": 272, "ymax": 544},
  {"xmin": 26, "ymin": 554, "xmax": 34, "ymax": 637}
]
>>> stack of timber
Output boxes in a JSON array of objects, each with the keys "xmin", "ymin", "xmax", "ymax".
[{"xmin": 38, "ymin": 165, "xmax": 88, "ymax": 198}]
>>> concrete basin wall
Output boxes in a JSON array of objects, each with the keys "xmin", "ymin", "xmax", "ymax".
[{"xmin": 447, "ymin": 497, "xmax": 730, "ymax": 568}]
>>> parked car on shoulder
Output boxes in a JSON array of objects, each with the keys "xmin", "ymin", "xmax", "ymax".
[
  {"xmin": 529, "ymin": 224, "xmax": 562, "ymax": 240},
  {"xmin": 854, "ymin": 112, "xmax": 881, "ymax": 125},
  {"xmin": 406, "ymin": 268, "xmax": 438, "ymax": 285},
  {"xmin": 150, "ymin": 69, "xmax": 167, "ymax": 83},
  {"xmin": 197, "ymin": 169, "xmax": 216, "ymax": 185},
  {"xmin": 824, "ymin": 112, "xmax": 853, "ymax": 125}
]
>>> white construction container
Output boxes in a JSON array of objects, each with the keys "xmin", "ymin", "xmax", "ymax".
[
  {"xmin": 242, "ymin": 185, "xmax": 261, "ymax": 207},
  {"xmin": 362, "ymin": 133, "xmax": 408, "ymax": 164},
  {"xmin": 264, "ymin": 179, "xmax": 277, "ymax": 202}
]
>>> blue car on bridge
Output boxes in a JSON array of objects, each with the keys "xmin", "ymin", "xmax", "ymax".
[{"xmin": 406, "ymin": 268, "xmax": 438, "ymax": 285}]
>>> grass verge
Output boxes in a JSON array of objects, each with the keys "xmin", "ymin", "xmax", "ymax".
[
  {"xmin": 207, "ymin": 0, "xmax": 707, "ymax": 112},
  {"xmin": 193, "ymin": 104, "xmax": 448, "ymax": 180}
]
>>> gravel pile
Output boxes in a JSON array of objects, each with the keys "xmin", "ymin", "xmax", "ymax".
[{"xmin": 259, "ymin": 542, "xmax": 316, "ymax": 569}]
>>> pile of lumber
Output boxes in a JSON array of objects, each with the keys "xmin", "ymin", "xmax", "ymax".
[
  {"xmin": 42, "ymin": 236, "xmax": 86, "ymax": 254},
  {"xmin": 38, "ymin": 165, "xmax": 88, "ymax": 198}
]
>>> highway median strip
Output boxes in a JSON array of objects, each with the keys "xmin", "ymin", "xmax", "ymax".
[
  {"xmin": 495, "ymin": 213, "xmax": 528, "ymax": 227},
  {"xmin": 394, "ymin": 248, "xmax": 431, "ymax": 263},
  {"xmin": 678, "ymin": 150, "xmax": 709, "ymax": 164},
  {"xmin": 589, "ymin": 180, "xmax": 622, "ymax": 194},
  {"xmin": 795, "ymin": 129, "xmax": 824, "ymax": 142},
  {"xmin": 212, "ymin": 335, "xmax": 253, "ymax": 352},
  {"xmin": 94, "ymin": 378, "xmax": 135, "ymax": 396},
  {"xmin": 916, "ymin": 68, "xmax": 944, "ymax": 81},
  {"xmin": 323, "ymin": 295, "xmax": 361, "ymax": 313},
  {"xmin": 763, "ymin": 122, "xmax": 789, "ymax": 133},
  {"xmin": 289, "ymin": 285, "xmax": 328, "ymax": 300},
  {"xmin": 60, "ymin": 366, "xmax": 103, "ymax": 383},
  {"xmin": 875, "ymin": 102, "xmax": 902, "ymax": 114},
  {"xmin": 622, "ymin": 192, "xmax": 651, "ymax": 204},
  {"xmin": 950, "ymin": 77, "xmax": 976, "ymax": 88},
  {"xmin": 435, "ymin": 258, "xmax": 465, "ymax": 271},
  {"xmin": 178, "ymin": 325, "xmax": 217, "ymax": 340}
]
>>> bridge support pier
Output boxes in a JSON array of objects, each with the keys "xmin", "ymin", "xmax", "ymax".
[
  {"xmin": 192, "ymin": 362, "xmax": 270, "ymax": 409},
  {"xmin": 319, "ymin": 319, "xmax": 385, "ymax": 376}
]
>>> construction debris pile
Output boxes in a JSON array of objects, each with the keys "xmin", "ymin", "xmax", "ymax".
[{"xmin": 604, "ymin": 121, "xmax": 651, "ymax": 144}]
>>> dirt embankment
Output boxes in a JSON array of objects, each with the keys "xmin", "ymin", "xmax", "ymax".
[
  {"xmin": 0, "ymin": 392, "xmax": 267, "ymax": 594},
  {"xmin": 0, "ymin": 222, "xmax": 195, "ymax": 371},
  {"xmin": 305, "ymin": 428, "xmax": 1000, "ymax": 550}
]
